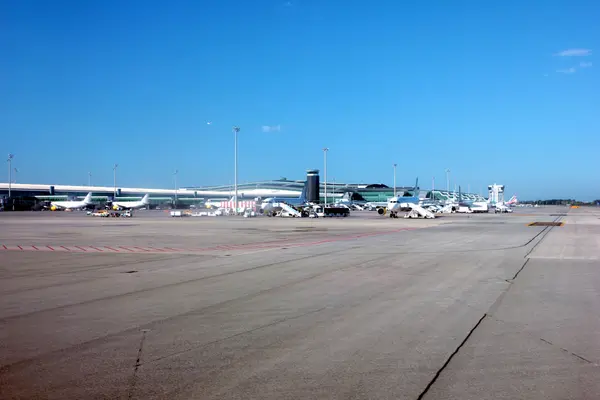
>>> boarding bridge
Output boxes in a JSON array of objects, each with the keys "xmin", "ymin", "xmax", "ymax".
[
  {"xmin": 273, "ymin": 202, "xmax": 302, "ymax": 217},
  {"xmin": 404, "ymin": 203, "xmax": 436, "ymax": 219}
]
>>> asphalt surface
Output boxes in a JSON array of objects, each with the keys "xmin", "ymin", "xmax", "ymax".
[{"xmin": 1, "ymin": 206, "xmax": 599, "ymax": 399}]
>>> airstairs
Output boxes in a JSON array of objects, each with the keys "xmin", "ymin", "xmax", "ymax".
[
  {"xmin": 437, "ymin": 204, "xmax": 456, "ymax": 214},
  {"xmin": 274, "ymin": 202, "xmax": 302, "ymax": 217},
  {"xmin": 403, "ymin": 203, "xmax": 436, "ymax": 219}
]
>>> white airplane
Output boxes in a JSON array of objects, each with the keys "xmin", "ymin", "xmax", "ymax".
[
  {"xmin": 260, "ymin": 183, "xmax": 308, "ymax": 215},
  {"xmin": 383, "ymin": 195, "xmax": 436, "ymax": 219},
  {"xmin": 205, "ymin": 196, "xmax": 233, "ymax": 209},
  {"xmin": 376, "ymin": 178, "xmax": 421, "ymax": 215},
  {"xmin": 492, "ymin": 194, "xmax": 517, "ymax": 213},
  {"xmin": 112, "ymin": 194, "xmax": 150, "ymax": 210},
  {"xmin": 50, "ymin": 192, "xmax": 93, "ymax": 211},
  {"xmin": 505, "ymin": 195, "xmax": 518, "ymax": 206}
]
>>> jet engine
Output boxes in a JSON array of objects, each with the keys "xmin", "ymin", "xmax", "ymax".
[{"xmin": 377, "ymin": 207, "xmax": 386, "ymax": 215}]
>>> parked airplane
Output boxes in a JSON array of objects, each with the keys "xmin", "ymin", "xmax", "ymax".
[
  {"xmin": 336, "ymin": 192, "xmax": 368, "ymax": 207},
  {"xmin": 205, "ymin": 197, "xmax": 233, "ymax": 209},
  {"xmin": 488, "ymin": 193, "xmax": 517, "ymax": 213},
  {"xmin": 50, "ymin": 192, "xmax": 93, "ymax": 211},
  {"xmin": 383, "ymin": 179, "xmax": 437, "ymax": 219},
  {"xmin": 260, "ymin": 182, "xmax": 308, "ymax": 214},
  {"xmin": 112, "ymin": 194, "xmax": 150, "ymax": 210},
  {"xmin": 377, "ymin": 178, "xmax": 420, "ymax": 215}
]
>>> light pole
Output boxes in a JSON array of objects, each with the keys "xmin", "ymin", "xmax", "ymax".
[
  {"xmin": 88, "ymin": 172, "xmax": 92, "ymax": 187},
  {"xmin": 445, "ymin": 168, "xmax": 450, "ymax": 192},
  {"xmin": 113, "ymin": 163, "xmax": 118, "ymax": 198},
  {"xmin": 7, "ymin": 154, "xmax": 13, "ymax": 198},
  {"xmin": 233, "ymin": 126, "xmax": 240, "ymax": 214},
  {"xmin": 393, "ymin": 163, "xmax": 397, "ymax": 198},
  {"xmin": 173, "ymin": 169, "xmax": 179, "ymax": 206},
  {"xmin": 323, "ymin": 147, "xmax": 329, "ymax": 205}
]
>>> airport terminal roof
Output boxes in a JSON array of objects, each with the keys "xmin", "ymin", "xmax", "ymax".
[
  {"xmin": 0, "ymin": 181, "xmax": 487, "ymax": 202},
  {"xmin": 184, "ymin": 179, "xmax": 409, "ymax": 192}
]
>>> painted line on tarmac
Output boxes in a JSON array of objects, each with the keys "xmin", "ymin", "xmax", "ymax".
[{"xmin": 0, "ymin": 227, "xmax": 418, "ymax": 255}]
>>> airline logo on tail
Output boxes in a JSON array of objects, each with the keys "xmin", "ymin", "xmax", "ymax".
[{"xmin": 506, "ymin": 195, "xmax": 518, "ymax": 205}]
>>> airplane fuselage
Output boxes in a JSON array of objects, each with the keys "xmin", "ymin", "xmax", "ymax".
[
  {"xmin": 49, "ymin": 192, "xmax": 93, "ymax": 211},
  {"xmin": 49, "ymin": 201, "xmax": 89, "ymax": 211},
  {"xmin": 112, "ymin": 202, "xmax": 146, "ymax": 210}
]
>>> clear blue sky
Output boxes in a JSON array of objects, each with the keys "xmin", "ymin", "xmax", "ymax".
[{"xmin": 1, "ymin": 0, "xmax": 598, "ymax": 200}]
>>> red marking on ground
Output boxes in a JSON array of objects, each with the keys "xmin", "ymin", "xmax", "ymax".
[
  {"xmin": 0, "ymin": 228, "xmax": 419, "ymax": 255},
  {"xmin": 147, "ymin": 247, "xmax": 170, "ymax": 252}
]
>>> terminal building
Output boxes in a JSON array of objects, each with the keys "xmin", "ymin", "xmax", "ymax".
[{"xmin": 0, "ymin": 169, "xmax": 486, "ymax": 210}]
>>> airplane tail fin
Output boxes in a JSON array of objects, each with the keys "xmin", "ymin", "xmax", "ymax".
[
  {"xmin": 300, "ymin": 180, "xmax": 307, "ymax": 201},
  {"xmin": 141, "ymin": 194, "xmax": 150, "ymax": 204},
  {"xmin": 414, "ymin": 177, "xmax": 419, "ymax": 190},
  {"xmin": 458, "ymin": 186, "xmax": 462, "ymax": 202},
  {"xmin": 83, "ymin": 192, "xmax": 93, "ymax": 204}
]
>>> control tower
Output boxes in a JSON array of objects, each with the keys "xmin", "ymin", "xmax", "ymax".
[
  {"xmin": 306, "ymin": 169, "xmax": 320, "ymax": 203},
  {"xmin": 488, "ymin": 183, "xmax": 505, "ymax": 205}
]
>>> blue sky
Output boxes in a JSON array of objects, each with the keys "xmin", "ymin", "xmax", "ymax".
[{"xmin": 1, "ymin": 0, "xmax": 598, "ymax": 200}]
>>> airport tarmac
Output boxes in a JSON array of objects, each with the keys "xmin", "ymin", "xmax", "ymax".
[{"xmin": 1, "ymin": 206, "xmax": 599, "ymax": 399}]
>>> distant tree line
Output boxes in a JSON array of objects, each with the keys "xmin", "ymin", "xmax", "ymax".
[{"xmin": 521, "ymin": 199, "xmax": 600, "ymax": 206}]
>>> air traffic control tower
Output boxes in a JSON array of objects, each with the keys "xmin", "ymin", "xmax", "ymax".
[
  {"xmin": 306, "ymin": 169, "xmax": 320, "ymax": 203},
  {"xmin": 488, "ymin": 183, "xmax": 505, "ymax": 204}
]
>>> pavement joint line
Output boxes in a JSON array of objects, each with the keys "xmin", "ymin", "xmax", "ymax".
[
  {"xmin": 0, "ymin": 227, "xmax": 421, "ymax": 255},
  {"xmin": 539, "ymin": 338, "xmax": 597, "ymax": 365},
  {"xmin": 127, "ymin": 329, "xmax": 149, "ymax": 400},
  {"xmin": 416, "ymin": 313, "xmax": 488, "ymax": 400}
]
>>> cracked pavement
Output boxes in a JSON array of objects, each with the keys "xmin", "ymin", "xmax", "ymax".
[{"xmin": 1, "ymin": 207, "xmax": 599, "ymax": 399}]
